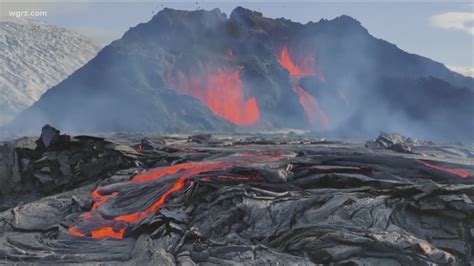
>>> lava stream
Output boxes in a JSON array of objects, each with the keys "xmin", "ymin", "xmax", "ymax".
[
  {"xmin": 293, "ymin": 86, "xmax": 329, "ymax": 128},
  {"xmin": 69, "ymin": 152, "xmax": 289, "ymax": 239},
  {"xmin": 278, "ymin": 46, "xmax": 329, "ymax": 128},
  {"xmin": 278, "ymin": 46, "xmax": 316, "ymax": 77},
  {"xmin": 417, "ymin": 159, "xmax": 472, "ymax": 179}
]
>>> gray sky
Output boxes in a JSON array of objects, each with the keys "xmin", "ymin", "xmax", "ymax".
[{"xmin": 1, "ymin": 1, "xmax": 473, "ymax": 76}]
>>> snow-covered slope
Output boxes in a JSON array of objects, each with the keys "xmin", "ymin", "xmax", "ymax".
[{"xmin": 0, "ymin": 17, "xmax": 101, "ymax": 124}]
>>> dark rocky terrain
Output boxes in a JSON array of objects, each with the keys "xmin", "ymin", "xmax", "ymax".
[
  {"xmin": 0, "ymin": 126, "xmax": 473, "ymax": 264},
  {"xmin": 7, "ymin": 7, "xmax": 474, "ymax": 141}
]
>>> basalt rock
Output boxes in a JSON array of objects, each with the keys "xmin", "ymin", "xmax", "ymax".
[
  {"xmin": 0, "ymin": 126, "xmax": 137, "ymax": 210},
  {"xmin": 0, "ymin": 128, "xmax": 473, "ymax": 264}
]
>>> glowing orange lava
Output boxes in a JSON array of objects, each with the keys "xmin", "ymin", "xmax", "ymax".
[
  {"xmin": 417, "ymin": 159, "xmax": 472, "ymax": 179},
  {"xmin": 91, "ymin": 226, "xmax": 126, "ymax": 239},
  {"xmin": 131, "ymin": 162, "xmax": 228, "ymax": 183},
  {"xmin": 169, "ymin": 67, "xmax": 260, "ymax": 126},
  {"xmin": 68, "ymin": 152, "xmax": 289, "ymax": 239},
  {"xmin": 69, "ymin": 210, "xmax": 127, "ymax": 239},
  {"xmin": 293, "ymin": 86, "xmax": 329, "ymax": 128},
  {"xmin": 278, "ymin": 46, "xmax": 329, "ymax": 128},
  {"xmin": 279, "ymin": 46, "xmax": 316, "ymax": 77},
  {"xmin": 115, "ymin": 177, "xmax": 187, "ymax": 223},
  {"xmin": 91, "ymin": 192, "xmax": 117, "ymax": 211},
  {"xmin": 69, "ymin": 226, "xmax": 85, "ymax": 237}
]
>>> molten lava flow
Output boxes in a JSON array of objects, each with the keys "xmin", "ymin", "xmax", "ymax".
[
  {"xmin": 131, "ymin": 162, "xmax": 229, "ymax": 183},
  {"xmin": 91, "ymin": 227, "xmax": 126, "ymax": 239},
  {"xmin": 169, "ymin": 67, "xmax": 260, "ymax": 126},
  {"xmin": 293, "ymin": 86, "xmax": 329, "ymax": 128},
  {"xmin": 279, "ymin": 46, "xmax": 315, "ymax": 77},
  {"xmin": 116, "ymin": 161, "xmax": 234, "ymax": 223},
  {"xmin": 278, "ymin": 46, "xmax": 329, "ymax": 128},
  {"xmin": 69, "ymin": 211, "xmax": 128, "ymax": 239},
  {"xmin": 69, "ymin": 226, "xmax": 85, "ymax": 237},
  {"xmin": 417, "ymin": 159, "xmax": 472, "ymax": 179},
  {"xmin": 91, "ymin": 192, "xmax": 117, "ymax": 210},
  {"xmin": 114, "ymin": 176, "xmax": 187, "ymax": 223},
  {"xmin": 69, "ymin": 151, "xmax": 289, "ymax": 239}
]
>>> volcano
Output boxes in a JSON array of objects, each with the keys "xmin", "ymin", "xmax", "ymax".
[{"xmin": 7, "ymin": 7, "xmax": 474, "ymax": 141}]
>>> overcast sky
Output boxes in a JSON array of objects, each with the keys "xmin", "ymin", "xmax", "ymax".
[{"xmin": 2, "ymin": 1, "xmax": 473, "ymax": 76}]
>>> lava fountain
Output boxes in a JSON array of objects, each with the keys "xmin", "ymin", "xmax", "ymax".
[{"xmin": 167, "ymin": 66, "xmax": 260, "ymax": 126}]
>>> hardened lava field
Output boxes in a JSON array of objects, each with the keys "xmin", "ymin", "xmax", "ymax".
[{"xmin": 0, "ymin": 126, "xmax": 473, "ymax": 265}]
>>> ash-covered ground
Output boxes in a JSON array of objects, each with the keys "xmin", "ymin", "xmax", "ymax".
[{"xmin": 0, "ymin": 126, "xmax": 473, "ymax": 265}]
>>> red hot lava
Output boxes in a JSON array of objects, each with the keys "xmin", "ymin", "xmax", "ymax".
[
  {"xmin": 417, "ymin": 159, "xmax": 472, "ymax": 179},
  {"xmin": 69, "ymin": 151, "xmax": 290, "ymax": 239},
  {"xmin": 278, "ymin": 46, "xmax": 329, "ymax": 128},
  {"xmin": 168, "ymin": 66, "xmax": 260, "ymax": 126},
  {"xmin": 278, "ymin": 46, "xmax": 316, "ymax": 77},
  {"xmin": 293, "ymin": 86, "xmax": 329, "ymax": 128}
]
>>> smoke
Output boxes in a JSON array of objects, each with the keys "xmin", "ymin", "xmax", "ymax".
[{"xmin": 4, "ymin": 7, "xmax": 474, "ymax": 143}]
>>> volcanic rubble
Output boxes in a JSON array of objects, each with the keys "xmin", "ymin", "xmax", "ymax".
[{"xmin": 0, "ymin": 125, "xmax": 473, "ymax": 265}]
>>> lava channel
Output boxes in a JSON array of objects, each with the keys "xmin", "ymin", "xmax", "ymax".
[
  {"xmin": 69, "ymin": 151, "xmax": 289, "ymax": 239},
  {"xmin": 278, "ymin": 46, "xmax": 329, "ymax": 128}
]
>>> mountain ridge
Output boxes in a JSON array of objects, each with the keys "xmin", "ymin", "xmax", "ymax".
[
  {"xmin": 0, "ymin": 17, "xmax": 101, "ymax": 125},
  {"xmin": 7, "ymin": 7, "xmax": 474, "ymax": 141}
]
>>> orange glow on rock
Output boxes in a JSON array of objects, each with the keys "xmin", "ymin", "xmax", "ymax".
[
  {"xmin": 278, "ymin": 46, "xmax": 329, "ymax": 128},
  {"xmin": 115, "ymin": 177, "xmax": 186, "ymax": 223},
  {"xmin": 68, "ymin": 152, "xmax": 289, "ymax": 240},
  {"xmin": 417, "ymin": 160, "xmax": 472, "ymax": 179},
  {"xmin": 293, "ymin": 85, "xmax": 329, "ymax": 128},
  {"xmin": 91, "ymin": 226, "xmax": 126, "ymax": 239},
  {"xmin": 131, "ymin": 161, "xmax": 233, "ymax": 183},
  {"xmin": 91, "ymin": 192, "xmax": 117, "ymax": 211},
  {"xmin": 278, "ymin": 46, "xmax": 316, "ymax": 77},
  {"xmin": 168, "ymin": 67, "xmax": 260, "ymax": 126},
  {"xmin": 91, "ymin": 189, "xmax": 102, "ymax": 200},
  {"xmin": 68, "ymin": 226, "xmax": 85, "ymax": 237}
]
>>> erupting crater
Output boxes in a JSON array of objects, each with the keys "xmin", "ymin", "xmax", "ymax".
[{"xmin": 166, "ymin": 65, "xmax": 260, "ymax": 126}]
